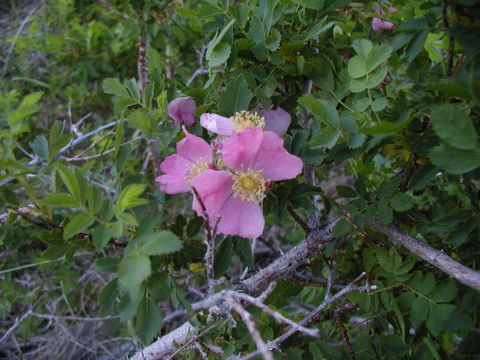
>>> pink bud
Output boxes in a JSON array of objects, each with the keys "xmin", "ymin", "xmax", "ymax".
[
  {"xmin": 372, "ymin": 17, "xmax": 395, "ymax": 31},
  {"xmin": 374, "ymin": 7, "xmax": 386, "ymax": 15},
  {"xmin": 167, "ymin": 97, "xmax": 196, "ymax": 127},
  {"xmin": 259, "ymin": 106, "xmax": 292, "ymax": 137},
  {"xmin": 389, "ymin": 7, "xmax": 398, "ymax": 13}
]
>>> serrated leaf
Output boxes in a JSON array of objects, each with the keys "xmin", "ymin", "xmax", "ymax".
[
  {"xmin": 102, "ymin": 78, "xmax": 130, "ymax": 98},
  {"xmin": 136, "ymin": 231, "xmax": 182, "ymax": 256},
  {"xmin": 429, "ymin": 145, "xmax": 480, "ymax": 174},
  {"xmin": 366, "ymin": 44, "xmax": 392, "ymax": 73},
  {"xmin": 218, "ymin": 76, "xmax": 252, "ymax": 116},
  {"xmin": 29, "ymin": 135, "xmax": 49, "ymax": 160},
  {"xmin": 98, "ymin": 279, "xmax": 120, "ymax": 311},
  {"xmin": 410, "ymin": 296, "xmax": 429, "ymax": 327},
  {"xmin": 432, "ymin": 281, "xmax": 457, "ymax": 303},
  {"xmin": 431, "ymin": 105, "xmax": 478, "ymax": 150},
  {"xmin": 118, "ymin": 252, "xmax": 151, "ymax": 295},
  {"xmin": 56, "ymin": 165, "xmax": 81, "ymax": 202},
  {"xmin": 63, "ymin": 213, "xmax": 95, "ymax": 239},
  {"xmin": 426, "ymin": 304, "xmax": 444, "ymax": 336},
  {"xmin": 116, "ymin": 184, "xmax": 148, "ymax": 212},
  {"xmin": 207, "ymin": 42, "xmax": 231, "ymax": 67},
  {"xmin": 352, "ymin": 39, "xmax": 373, "ymax": 60},
  {"xmin": 334, "ymin": 218, "xmax": 352, "ymax": 236},
  {"xmin": 135, "ymin": 296, "xmax": 163, "ymax": 344},
  {"xmin": 93, "ymin": 225, "xmax": 114, "ymax": 252},
  {"xmin": 41, "ymin": 193, "xmax": 79, "ymax": 208},
  {"xmin": 390, "ymin": 193, "xmax": 414, "ymax": 212},
  {"xmin": 378, "ymin": 199, "xmax": 393, "ymax": 225}
]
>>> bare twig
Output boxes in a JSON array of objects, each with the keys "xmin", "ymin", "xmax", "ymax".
[
  {"xmin": 164, "ymin": 319, "xmax": 225, "ymax": 360},
  {"xmin": 62, "ymin": 136, "xmax": 143, "ymax": 162},
  {"xmin": 287, "ymin": 205, "xmax": 310, "ymax": 233},
  {"xmin": 192, "ymin": 186, "xmax": 218, "ymax": 295},
  {"xmin": 226, "ymin": 298, "xmax": 274, "ymax": 360},
  {"xmin": 0, "ymin": 310, "xmax": 32, "ymax": 344},
  {"xmin": 225, "ymin": 291, "xmax": 319, "ymax": 338},
  {"xmin": 366, "ymin": 220, "xmax": 480, "ymax": 292},
  {"xmin": 236, "ymin": 274, "xmax": 375, "ymax": 360},
  {"xmin": 59, "ymin": 121, "xmax": 118, "ymax": 155}
]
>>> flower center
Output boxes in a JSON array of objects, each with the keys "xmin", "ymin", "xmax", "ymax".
[
  {"xmin": 230, "ymin": 110, "xmax": 265, "ymax": 132},
  {"xmin": 186, "ymin": 157, "xmax": 210, "ymax": 183},
  {"xmin": 232, "ymin": 169, "xmax": 267, "ymax": 202}
]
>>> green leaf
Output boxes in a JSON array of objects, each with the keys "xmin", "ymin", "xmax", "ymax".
[
  {"xmin": 390, "ymin": 193, "xmax": 414, "ymax": 212},
  {"xmin": 410, "ymin": 296, "xmax": 429, "ymax": 327},
  {"xmin": 249, "ymin": 16, "xmax": 265, "ymax": 44},
  {"xmin": 207, "ymin": 42, "xmax": 231, "ymax": 68},
  {"xmin": 206, "ymin": 19, "xmax": 236, "ymax": 67},
  {"xmin": 135, "ymin": 296, "xmax": 163, "ymax": 344},
  {"xmin": 29, "ymin": 135, "xmax": 49, "ymax": 160},
  {"xmin": 128, "ymin": 109, "xmax": 151, "ymax": 134},
  {"xmin": 136, "ymin": 231, "xmax": 183, "ymax": 256},
  {"xmin": 334, "ymin": 218, "xmax": 352, "ymax": 236},
  {"xmin": 336, "ymin": 186, "xmax": 357, "ymax": 198},
  {"xmin": 309, "ymin": 127, "xmax": 341, "ymax": 148},
  {"xmin": 98, "ymin": 279, "xmax": 120, "ymax": 311},
  {"xmin": 377, "ymin": 177, "xmax": 402, "ymax": 198},
  {"xmin": 63, "ymin": 213, "xmax": 95, "ymax": 239},
  {"xmin": 429, "ymin": 145, "xmax": 480, "ymax": 174},
  {"xmin": 214, "ymin": 237, "xmax": 233, "ymax": 278},
  {"xmin": 93, "ymin": 225, "xmax": 114, "ymax": 252},
  {"xmin": 366, "ymin": 44, "xmax": 392, "ymax": 73},
  {"xmin": 426, "ymin": 304, "xmax": 444, "ymax": 336},
  {"xmin": 41, "ymin": 193, "xmax": 79, "ymax": 208},
  {"xmin": 102, "ymin": 78, "xmax": 130, "ymax": 98},
  {"xmin": 95, "ymin": 257, "xmax": 119, "ymax": 273},
  {"xmin": 116, "ymin": 184, "xmax": 148, "ymax": 212},
  {"xmin": 371, "ymin": 97, "xmax": 388, "ymax": 112},
  {"xmin": 234, "ymin": 237, "xmax": 254, "ymax": 269},
  {"xmin": 432, "ymin": 281, "xmax": 457, "ymax": 303},
  {"xmin": 352, "ymin": 39, "xmax": 373, "ymax": 60},
  {"xmin": 218, "ymin": 76, "xmax": 252, "ymax": 116},
  {"xmin": 304, "ymin": 20, "xmax": 333, "ymax": 41},
  {"xmin": 56, "ymin": 165, "xmax": 81, "ymax": 202},
  {"xmin": 347, "ymin": 56, "xmax": 366, "ymax": 79},
  {"xmin": 298, "ymin": 94, "xmax": 325, "ymax": 117},
  {"xmin": 118, "ymin": 252, "xmax": 151, "ymax": 295},
  {"xmin": 378, "ymin": 199, "xmax": 393, "ymax": 225},
  {"xmin": 431, "ymin": 105, "xmax": 478, "ymax": 150}
]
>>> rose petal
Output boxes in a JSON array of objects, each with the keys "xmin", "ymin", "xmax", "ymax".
[
  {"xmin": 191, "ymin": 170, "xmax": 234, "ymax": 221},
  {"xmin": 372, "ymin": 17, "xmax": 395, "ymax": 31},
  {"xmin": 155, "ymin": 154, "xmax": 192, "ymax": 194},
  {"xmin": 176, "ymin": 128, "xmax": 213, "ymax": 163},
  {"xmin": 200, "ymin": 113, "xmax": 235, "ymax": 136},
  {"xmin": 168, "ymin": 97, "xmax": 196, "ymax": 127},
  {"xmin": 259, "ymin": 106, "xmax": 292, "ymax": 137},
  {"xmin": 216, "ymin": 197, "xmax": 264, "ymax": 238},
  {"xmin": 222, "ymin": 126, "xmax": 264, "ymax": 171},
  {"xmin": 252, "ymin": 131, "xmax": 303, "ymax": 180}
]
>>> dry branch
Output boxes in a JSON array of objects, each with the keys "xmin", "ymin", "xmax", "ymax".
[{"xmin": 366, "ymin": 220, "xmax": 480, "ymax": 292}]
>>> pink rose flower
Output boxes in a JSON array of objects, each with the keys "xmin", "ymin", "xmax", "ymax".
[
  {"xmin": 259, "ymin": 106, "xmax": 292, "ymax": 137},
  {"xmin": 191, "ymin": 126, "xmax": 303, "ymax": 238},
  {"xmin": 167, "ymin": 97, "xmax": 196, "ymax": 127},
  {"xmin": 200, "ymin": 113, "xmax": 235, "ymax": 136},
  {"xmin": 155, "ymin": 128, "xmax": 213, "ymax": 194},
  {"xmin": 200, "ymin": 108, "xmax": 292, "ymax": 138},
  {"xmin": 372, "ymin": 17, "xmax": 395, "ymax": 31},
  {"xmin": 372, "ymin": 5, "xmax": 397, "ymax": 31}
]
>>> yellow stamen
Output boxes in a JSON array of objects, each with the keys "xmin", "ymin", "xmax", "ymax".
[
  {"xmin": 185, "ymin": 157, "xmax": 210, "ymax": 183},
  {"xmin": 230, "ymin": 110, "xmax": 265, "ymax": 132},
  {"xmin": 232, "ymin": 169, "xmax": 267, "ymax": 202}
]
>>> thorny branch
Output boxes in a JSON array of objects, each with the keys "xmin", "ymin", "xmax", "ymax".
[{"xmin": 192, "ymin": 186, "xmax": 220, "ymax": 295}]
